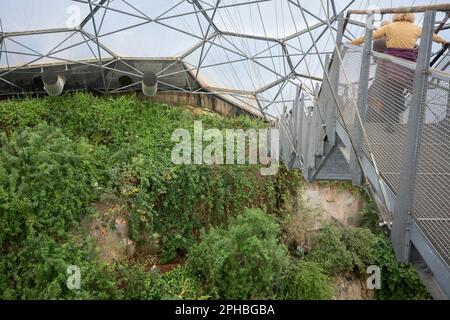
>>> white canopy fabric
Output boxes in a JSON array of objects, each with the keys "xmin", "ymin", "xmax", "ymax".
[{"xmin": 0, "ymin": 0, "xmax": 448, "ymax": 117}]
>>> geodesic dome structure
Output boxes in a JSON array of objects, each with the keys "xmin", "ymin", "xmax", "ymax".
[{"xmin": 0, "ymin": 0, "xmax": 449, "ymax": 118}]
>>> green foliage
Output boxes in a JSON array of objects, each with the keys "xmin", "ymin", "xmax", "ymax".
[
  {"xmin": 0, "ymin": 123, "xmax": 100, "ymax": 243},
  {"xmin": 359, "ymin": 190, "xmax": 383, "ymax": 234},
  {"xmin": 0, "ymin": 93, "xmax": 296, "ymax": 256},
  {"xmin": 0, "ymin": 233, "xmax": 205, "ymax": 300},
  {"xmin": 342, "ymin": 227, "xmax": 377, "ymax": 272},
  {"xmin": 343, "ymin": 226, "xmax": 430, "ymax": 300},
  {"xmin": 0, "ymin": 93, "xmax": 429, "ymax": 300},
  {"xmin": 307, "ymin": 225, "xmax": 354, "ymax": 273},
  {"xmin": 371, "ymin": 236, "xmax": 431, "ymax": 300},
  {"xmin": 187, "ymin": 209, "xmax": 290, "ymax": 299},
  {"xmin": 112, "ymin": 265, "xmax": 204, "ymax": 300},
  {"xmin": 0, "ymin": 93, "xmax": 300, "ymax": 299},
  {"xmin": 281, "ymin": 260, "xmax": 334, "ymax": 300},
  {"xmin": 306, "ymin": 224, "xmax": 430, "ymax": 300},
  {"xmin": 0, "ymin": 235, "xmax": 118, "ymax": 300},
  {"xmin": 153, "ymin": 267, "xmax": 207, "ymax": 300}
]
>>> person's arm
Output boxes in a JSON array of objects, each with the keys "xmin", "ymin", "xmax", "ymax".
[
  {"xmin": 416, "ymin": 26, "xmax": 448, "ymax": 46},
  {"xmin": 351, "ymin": 26, "xmax": 387, "ymax": 45},
  {"xmin": 432, "ymin": 33, "xmax": 447, "ymax": 45}
]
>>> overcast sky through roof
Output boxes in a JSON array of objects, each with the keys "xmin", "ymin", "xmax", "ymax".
[{"xmin": 0, "ymin": 0, "xmax": 448, "ymax": 117}]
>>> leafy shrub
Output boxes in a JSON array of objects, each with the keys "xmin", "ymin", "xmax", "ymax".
[
  {"xmin": 306, "ymin": 224, "xmax": 430, "ymax": 300},
  {"xmin": 359, "ymin": 192, "xmax": 384, "ymax": 234},
  {"xmin": 307, "ymin": 225, "xmax": 353, "ymax": 273},
  {"xmin": 342, "ymin": 227, "xmax": 430, "ymax": 300},
  {"xmin": 0, "ymin": 93, "xmax": 299, "ymax": 263},
  {"xmin": 342, "ymin": 227, "xmax": 377, "ymax": 272},
  {"xmin": 187, "ymin": 209, "xmax": 290, "ymax": 299},
  {"xmin": 156, "ymin": 267, "xmax": 207, "ymax": 300},
  {"xmin": 0, "ymin": 123, "xmax": 99, "ymax": 243},
  {"xmin": 371, "ymin": 236, "xmax": 430, "ymax": 300},
  {"xmin": 110, "ymin": 264, "xmax": 204, "ymax": 300},
  {"xmin": 0, "ymin": 235, "xmax": 119, "ymax": 300},
  {"xmin": 281, "ymin": 260, "xmax": 334, "ymax": 300},
  {"xmin": 0, "ymin": 93, "xmax": 431, "ymax": 301}
]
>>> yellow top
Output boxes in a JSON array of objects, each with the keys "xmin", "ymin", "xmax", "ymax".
[{"xmin": 351, "ymin": 21, "xmax": 447, "ymax": 48}]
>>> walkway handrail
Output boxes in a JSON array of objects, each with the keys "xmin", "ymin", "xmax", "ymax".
[
  {"xmin": 343, "ymin": 4, "xmax": 450, "ymax": 44},
  {"xmin": 348, "ymin": 4, "xmax": 450, "ymax": 15}
]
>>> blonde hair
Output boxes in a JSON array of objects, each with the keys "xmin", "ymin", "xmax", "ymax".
[{"xmin": 393, "ymin": 11, "xmax": 415, "ymax": 23}]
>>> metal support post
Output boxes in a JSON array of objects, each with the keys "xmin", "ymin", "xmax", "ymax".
[
  {"xmin": 291, "ymin": 84, "xmax": 302, "ymax": 168},
  {"xmin": 349, "ymin": 13, "xmax": 374, "ymax": 186},
  {"xmin": 326, "ymin": 13, "xmax": 345, "ymax": 147},
  {"xmin": 301, "ymin": 99, "xmax": 313, "ymax": 181},
  {"xmin": 392, "ymin": 11, "xmax": 436, "ymax": 262}
]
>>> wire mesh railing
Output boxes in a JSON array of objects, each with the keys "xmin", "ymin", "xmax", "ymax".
[
  {"xmin": 336, "ymin": 45, "xmax": 362, "ymax": 137},
  {"xmin": 282, "ymin": 42, "xmax": 450, "ymax": 268},
  {"xmin": 331, "ymin": 45, "xmax": 450, "ymax": 266},
  {"xmin": 411, "ymin": 70, "xmax": 450, "ymax": 265},
  {"xmin": 361, "ymin": 50, "xmax": 414, "ymax": 194},
  {"xmin": 333, "ymin": 45, "xmax": 412, "ymax": 194}
]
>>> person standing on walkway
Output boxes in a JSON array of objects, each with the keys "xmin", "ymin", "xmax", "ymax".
[{"xmin": 351, "ymin": 11, "xmax": 449, "ymax": 132}]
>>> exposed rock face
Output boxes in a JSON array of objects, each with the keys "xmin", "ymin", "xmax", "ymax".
[
  {"xmin": 80, "ymin": 195, "xmax": 165, "ymax": 264},
  {"xmin": 285, "ymin": 182, "xmax": 363, "ymax": 248},
  {"xmin": 333, "ymin": 272, "xmax": 375, "ymax": 300},
  {"xmin": 81, "ymin": 198, "xmax": 136, "ymax": 263},
  {"xmin": 301, "ymin": 183, "xmax": 362, "ymax": 228}
]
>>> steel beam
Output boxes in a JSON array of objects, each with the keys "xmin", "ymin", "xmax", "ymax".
[
  {"xmin": 80, "ymin": 0, "xmax": 108, "ymax": 28},
  {"xmin": 290, "ymin": 84, "xmax": 302, "ymax": 168},
  {"xmin": 349, "ymin": 4, "xmax": 450, "ymax": 15},
  {"xmin": 302, "ymin": 102, "xmax": 313, "ymax": 181},
  {"xmin": 88, "ymin": 0, "xmax": 107, "ymax": 92},
  {"xmin": 410, "ymin": 221, "xmax": 450, "ymax": 299},
  {"xmin": 392, "ymin": 11, "xmax": 436, "ymax": 263},
  {"xmin": 349, "ymin": 14, "xmax": 374, "ymax": 186}
]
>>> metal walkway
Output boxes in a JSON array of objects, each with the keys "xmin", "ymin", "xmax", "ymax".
[{"xmin": 276, "ymin": 7, "xmax": 450, "ymax": 299}]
